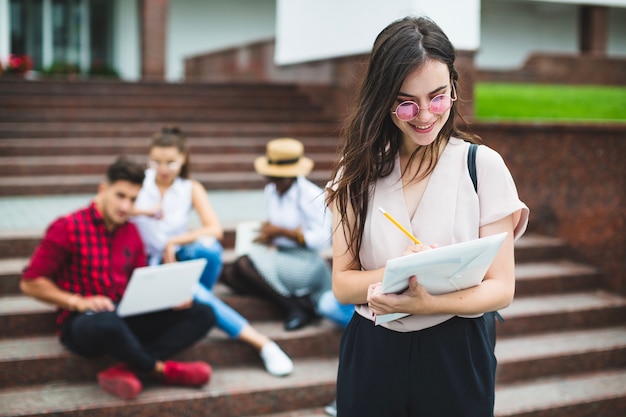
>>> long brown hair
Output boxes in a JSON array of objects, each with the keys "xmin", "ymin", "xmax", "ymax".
[
  {"xmin": 150, "ymin": 126, "xmax": 191, "ymax": 179},
  {"xmin": 326, "ymin": 16, "xmax": 480, "ymax": 265}
]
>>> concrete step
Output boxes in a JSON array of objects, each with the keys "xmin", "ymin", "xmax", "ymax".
[
  {"xmin": 497, "ymin": 290, "xmax": 626, "ymax": 337},
  {"xmin": 0, "ymin": 79, "xmax": 311, "ymax": 96},
  {"xmin": 0, "ymin": 121, "xmax": 341, "ymax": 139},
  {"xmin": 494, "ymin": 369, "xmax": 626, "ymax": 417},
  {"xmin": 0, "ymin": 282, "xmax": 285, "ymax": 338},
  {"xmin": 495, "ymin": 326, "xmax": 626, "ymax": 383},
  {"xmin": 0, "ymin": 108, "xmax": 329, "ymax": 123},
  {"xmin": 250, "ymin": 370, "xmax": 626, "ymax": 417},
  {"xmin": 0, "ymin": 170, "xmax": 333, "ymax": 196},
  {"xmin": 0, "ymin": 356, "xmax": 340, "ymax": 417},
  {"xmin": 0, "ymin": 137, "xmax": 341, "ymax": 157},
  {"xmin": 1, "ymin": 95, "xmax": 319, "ymax": 108},
  {"xmin": 0, "ymin": 153, "xmax": 337, "ymax": 177},
  {"xmin": 0, "ymin": 320, "xmax": 342, "ymax": 388}
]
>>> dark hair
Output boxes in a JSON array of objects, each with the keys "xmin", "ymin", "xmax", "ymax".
[
  {"xmin": 327, "ymin": 16, "xmax": 480, "ymax": 264},
  {"xmin": 150, "ymin": 126, "xmax": 191, "ymax": 178},
  {"xmin": 107, "ymin": 156, "xmax": 145, "ymax": 186}
]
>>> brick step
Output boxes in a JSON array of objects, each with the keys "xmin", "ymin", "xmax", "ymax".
[
  {"xmin": 0, "ymin": 356, "xmax": 340, "ymax": 417},
  {"xmin": 0, "ymin": 170, "xmax": 333, "ymax": 196},
  {"xmin": 495, "ymin": 326, "xmax": 626, "ymax": 383},
  {"xmin": 0, "ymin": 121, "xmax": 341, "ymax": 139},
  {"xmin": 0, "ymin": 95, "xmax": 319, "ymax": 108},
  {"xmin": 494, "ymin": 369, "xmax": 626, "ymax": 417},
  {"xmin": 0, "ymin": 236, "xmax": 580, "ymax": 288},
  {"xmin": 252, "ymin": 369, "xmax": 626, "ymax": 417},
  {"xmin": 0, "ymin": 320, "xmax": 342, "ymax": 388},
  {"xmin": 0, "ymin": 108, "xmax": 329, "ymax": 123},
  {"xmin": 514, "ymin": 260, "xmax": 601, "ymax": 295},
  {"xmin": 0, "ymin": 79, "xmax": 314, "ymax": 95},
  {"xmin": 3, "ymin": 286, "xmax": 624, "ymax": 340},
  {"xmin": 0, "ymin": 153, "xmax": 338, "ymax": 177},
  {"xmin": 496, "ymin": 290, "xmax": 626, "ymax": 337},
  {"xmin": 0, "ymin": 283, "xmax": 288, "ymax": 339},
  {"xmin": 0, "ymin": 137, "xmax": 341, "ymax": 157},
  {"xmin": 1, "ymin": 327, "xmax": 624, "ymax": 416}
]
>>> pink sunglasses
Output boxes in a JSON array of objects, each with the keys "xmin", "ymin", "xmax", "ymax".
[{"xmin": 392, "ymin": 86, "xmax": 457, "ymax": 121}]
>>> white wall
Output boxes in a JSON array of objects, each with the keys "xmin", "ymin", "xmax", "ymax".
[
  {"xmin": 167, "ymin": 0, "xmax": 276, "ymax": 81},
  {"xmin": 113, "ymin": 0, "xmax": 141, "ymax": 81},
  {"xmin": 275, "ymin": 0, "xmax": 481, "ymax": 65},
  {"xmin": 478, "ymin": 0, "xmax": 626, "ymax": 70},
  {"xmin": 0, "ymin": 0, "xmax": 8, "ymax": 67}
]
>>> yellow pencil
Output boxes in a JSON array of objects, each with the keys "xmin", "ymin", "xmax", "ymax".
[{"xmin": 378, "ymin": 207, "xmax": 422, "ymax": 244}]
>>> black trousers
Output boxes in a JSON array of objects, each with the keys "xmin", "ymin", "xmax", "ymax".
[
  {"xmin": 337, "ymin": 314, "xmax": 496, "ymax": 417},
  {"xmin": 60, "ymin": 302, "xmax": 215, "ymax": 372}
]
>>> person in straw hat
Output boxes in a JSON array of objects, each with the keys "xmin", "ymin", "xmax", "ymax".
[{"xmin": 221, "ymin": 138, "xmax": 333, "ymax": 331}]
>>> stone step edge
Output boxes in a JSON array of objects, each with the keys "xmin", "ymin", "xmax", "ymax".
[
  {"xmin": 2, "ymin": 324, "xmax": 623, "ymax": 368},
  {"xmin": 0, "ymin": 356, "xmax": 340, "ymax": 417},
  {"xmin": 0, "ymin": 365, "xmax": 623, "ymax": 417}
]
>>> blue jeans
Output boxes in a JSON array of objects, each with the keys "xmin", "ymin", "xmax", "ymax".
[
  {"xmin": 177, "ymin": 239, "xmax": 249, "ymax": 338},
  {"xmin": 317, "ymin": 290, "xmax": 354, "ymax": 329}
]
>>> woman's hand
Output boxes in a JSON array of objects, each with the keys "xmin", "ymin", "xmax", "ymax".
[
  {"xmin": 401, "ymin": 242, "xmax": 438, "ymax": 257},
  {"xmin": 253, "ymin": 221, "xmax": 280, "ymax": 245},
  {"xmin": 162, "ymin": 242, "xmax": 177, "ymax": 263},
  {"xmin": 367, "ymin": 276, "xmax": 433, "ymax": 316}
]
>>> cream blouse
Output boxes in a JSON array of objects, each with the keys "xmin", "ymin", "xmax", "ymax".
[
  {"xmin": 355, "ymin": 137, "xmax": 529, "ymax": 332},
  {"xmin": 132, "ymin": 169, "xmax": 193, "ymax": 265}
]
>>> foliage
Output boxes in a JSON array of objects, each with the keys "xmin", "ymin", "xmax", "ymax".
[
  {"xmin": 41, "ymin": 61, "xmax": 81, "ymax": 76},
  {"xmin": 88, "ymin": 60, "xmax": 119, "ymax": 78},
  {"xmin": 475, "ymin": 83, "xmax": 626, "ymax": 123}
]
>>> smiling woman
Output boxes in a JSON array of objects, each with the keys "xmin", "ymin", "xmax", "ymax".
[{"xmin": 475, "ymin": 83, "xmax": 626, "ymax": 122}]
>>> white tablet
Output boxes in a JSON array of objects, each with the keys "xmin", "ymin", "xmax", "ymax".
[{"xmin": 116, "ymin": 258, "xmax": 207, "ymax": 317}]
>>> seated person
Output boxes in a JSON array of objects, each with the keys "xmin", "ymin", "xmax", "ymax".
[
  {"xmin": 221, "ymin": 138, "xmax": 333, "ymax": 331},
  {"xmin": 20, "ymin": 156, "xmax": 215, "ymax": 400},
  {"xmin": 131, "ymin": 126, "xmax": 293, "ymax": 377}
]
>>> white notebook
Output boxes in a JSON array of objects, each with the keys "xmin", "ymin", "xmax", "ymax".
[
  {"xmin": 116, "ymin": 258, "xmax": 207, "ymax": 317},
  {"xmin": 375, "ymin": 232, "xmax": 507, "ymax": 325}
]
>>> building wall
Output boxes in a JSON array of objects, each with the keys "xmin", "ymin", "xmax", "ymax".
[
  {"xmin": 167, "ymin": 0, "xmax": 276, "ymax": 81},
  {"xmin": 478, "ymin": 0, "xmax": 626, "ymax": 70},
  {"xmin": 275, "ymin": 0, "xmax": 480, "ymax": 65},
  {"xmin": 113, "ymin": 0, "xmax": 141, "ymax": 81}
]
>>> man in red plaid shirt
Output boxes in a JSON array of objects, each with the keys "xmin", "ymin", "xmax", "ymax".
[{"xmin": 21, "ymin": 157, "xmax": 216, "ymax": 400}]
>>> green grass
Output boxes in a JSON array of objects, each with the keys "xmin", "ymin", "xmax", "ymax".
[{"xmin": 474, "ymin": 83, "xmax": 626, "ymax": 123}]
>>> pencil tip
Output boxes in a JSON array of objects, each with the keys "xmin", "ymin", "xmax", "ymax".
[{"xmin": 378, "ymin": 207, "xmax": 385, "ymax": 214}]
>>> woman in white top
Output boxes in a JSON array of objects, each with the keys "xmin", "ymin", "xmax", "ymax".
[
  {"xmin": 221, "ymin": 138, "xmax": 334, "ymax": 331},
  {"xmin": 132, "ymin": 126, "xmax": 293, "ymax": 377},
  {"xmin": 326, "ymin": 17, "xmax": 529, "ymax": 417}
]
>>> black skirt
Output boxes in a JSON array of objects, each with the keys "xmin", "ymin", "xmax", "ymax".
[{"xmin": 336, "ymin": 313, "xmax": 496, "ymax": 417}]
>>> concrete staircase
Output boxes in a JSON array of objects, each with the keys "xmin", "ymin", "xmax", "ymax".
[
  {"xmin": 1, "ymin": 231, "xmax": 625, "ymax": 416},
  {"xmin": 0, "ymin": 78, "xmax": 625, "ymax": 416},
  {"xmin": 0, "ymin": 79, "xmax": 341, "ymax": 196}
]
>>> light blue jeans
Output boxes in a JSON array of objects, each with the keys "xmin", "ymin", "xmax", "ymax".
[
  {"xmin": 317, "ymin": 290, "xmax": 354, "ymax": 329},
  {"xmin": 176, "ymin": 239, "xmax": 249, "ymax": 338}
]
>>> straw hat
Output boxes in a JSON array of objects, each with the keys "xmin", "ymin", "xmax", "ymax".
[{"xmin": 254, "ymin": 138, "xmax": 314, "ymax": 178}]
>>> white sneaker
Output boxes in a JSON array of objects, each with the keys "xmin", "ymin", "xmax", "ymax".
[
  {"xmin": 324, "ymin": 399, "xmax": 337, "ymax": 416},
  {"xmin": 259, "ymin": 342, "xmax": 293, "ymax": 377}
]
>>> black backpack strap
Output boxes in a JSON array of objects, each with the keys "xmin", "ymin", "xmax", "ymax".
[
  {"xmin": 467, "ymin": 143, "xmax": 504, "ymax": 348},
  {"xmin": 467, "ymin": 143, "xmax": 478, "ymax": 193}
]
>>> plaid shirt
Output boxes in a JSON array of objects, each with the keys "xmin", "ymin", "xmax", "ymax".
[{"xmin": 22, "ymin": 202, "xmax": 147, "ymax": 329}]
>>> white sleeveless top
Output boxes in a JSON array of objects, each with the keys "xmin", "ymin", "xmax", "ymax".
[
  {"xmin": 132, "ymin": 169, "xmax": 193, "ymax": 265},
  {"xmin": 355, "ymin": 137, "xmax": 529, "ymax": 332}
]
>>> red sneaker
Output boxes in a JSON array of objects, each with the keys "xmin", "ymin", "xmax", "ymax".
[
  {"xmin": 162, "ymin": 361, "xmax": 212, "ymax": 387},
  {"xmin": 97, "ymin": 363, "xmax": 142, "ymax": 400}
]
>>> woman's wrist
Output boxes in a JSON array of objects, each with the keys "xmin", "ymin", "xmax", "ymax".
[{"xmin": 294, "ymin": 228, "xmax": 306, "ymax": 246}]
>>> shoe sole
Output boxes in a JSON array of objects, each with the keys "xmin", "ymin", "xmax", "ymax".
[{"xmin": 98, "ymin": 375, "xmax": 142, "ymax": 400}]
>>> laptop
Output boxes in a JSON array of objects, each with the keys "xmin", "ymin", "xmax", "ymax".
[{"xmin": 116, "ymin": 258, "xmax": 207, "ymax": 317}]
